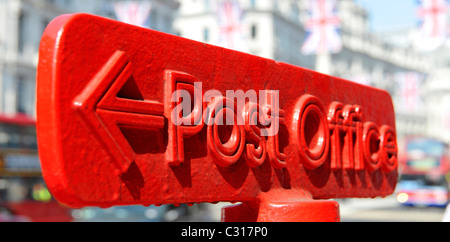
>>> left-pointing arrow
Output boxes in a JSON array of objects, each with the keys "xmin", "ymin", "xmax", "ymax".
[{"xmin": 72, "ymin": 50, "xmax": 165, "ymax": 173}]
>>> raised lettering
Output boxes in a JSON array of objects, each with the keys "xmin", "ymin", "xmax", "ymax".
[
  {"xmin": 164, "ymin": 70, "xmax": 204, "ymax": 166},
  {"xmin": 291, "ymin": 94, "xmax": 330, "ymax": 170}
]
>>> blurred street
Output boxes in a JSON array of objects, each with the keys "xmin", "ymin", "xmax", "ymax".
[
  {"xmin": 339, "ymin": 196, "xmax": 447, "ymax": 222},
  {"xmin": 175, "ymin": 196, "xmax": 449, "ymax": 222}
]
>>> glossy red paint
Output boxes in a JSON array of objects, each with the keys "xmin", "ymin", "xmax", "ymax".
[{"xmin": 37, "ymin": 14, "xmax": 398, "ymax": 221}]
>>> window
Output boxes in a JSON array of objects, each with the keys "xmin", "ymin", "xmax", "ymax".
[
  {"xmin": 18, "ymin": 11, "xmax": 27, "ymax": 53},
  {"xmin": 17, "ymin": 77, "xmax": 26, "ymax": 114},
  {"xmin": 291, "ymin": 4, "xmax": 299, "ymax": 21},
  {"xmin": 150, "ymin": 11, "xmax": 158, "ymax": 29},
  {"xmin": 0, "ymin": 123, "xmax": 37, "ymax": 149},
  {"xmin": 17, "ymin": 77, "xmax": 35, "ymax": 116},
  {"xmin": 251, "ymin": 24, "xmax": 257, "ymax": 39},
  {"xmin": 2, "ymin": 74, "xmax": 15, "ymax": 115},
  {"xmin": 203, "ymin": 27, "xmax": 210, "ymax": 42},
  {"xmin": 42, "ymin": 18, "xmax": 50, "ymax": 36},
  {"xmin": 64, "ymin": 0, "xmax": 71, "ymax": 8}
]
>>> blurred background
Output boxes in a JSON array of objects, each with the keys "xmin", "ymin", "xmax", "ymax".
[{"xmin": 1, "ymin": 0, "xmax": 450, "ymax": 222}]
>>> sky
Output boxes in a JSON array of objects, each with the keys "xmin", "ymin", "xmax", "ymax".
[{"xmin": 354, "ymin": 0, "xmax": 418, "ymax": 31}]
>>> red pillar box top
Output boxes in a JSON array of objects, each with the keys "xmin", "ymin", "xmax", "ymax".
[{"xmin": 37, "ymin": 14, "xmax": 398, "ymax": 208}]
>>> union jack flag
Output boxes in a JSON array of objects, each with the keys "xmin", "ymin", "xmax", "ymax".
[
  {"xmin": 301, "ymin": 0, "xmax": 342, "ymax": 55},
  {"xmin": 415, "ymin": 0, "xmax": 449, "ymax": 50},
  {"xmin": 417, "ymin": 0, "xmax": 448, "ymax": 38},
  {"xmin": 216, "ymin": 0, "xmax": 248, "ymax": 52},
  {"xmin": 347, "ymin": 74, "xmax": 372, "ymax": 87},
  {"xmin": 113, "ymin": 1, "xmax": 152, "ymax": 28},
  {"xmin": 396, "ymin": 72, "xmax": 423, "ymax": 112}
]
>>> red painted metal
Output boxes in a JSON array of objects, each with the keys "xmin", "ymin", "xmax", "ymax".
[{"xmin": 36, "ymin": 14, "xmax": 398, "ymax": 221}]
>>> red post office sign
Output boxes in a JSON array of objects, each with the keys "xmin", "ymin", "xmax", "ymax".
[{"xmin": 37, "ymin": 14, "xmax": 398, "ymax": 221}]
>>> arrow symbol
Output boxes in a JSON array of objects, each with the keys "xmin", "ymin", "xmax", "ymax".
[{"xmin": 73, "ymin": 51, "xmax": 165, "ymax": 173}]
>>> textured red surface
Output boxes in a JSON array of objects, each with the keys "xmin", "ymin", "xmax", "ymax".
[
  {"xmin": 37, "ymin": 14, "xmax": 398, "ymax": 221},
  {"xmin": 222, "ymin": 198, "xmax": 340, "ymax": 222}
]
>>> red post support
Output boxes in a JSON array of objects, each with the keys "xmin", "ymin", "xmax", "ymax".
[
  {"xmin": 221, "ymin": 193, "xmax": 341, "ymax": 222},
  {"xmin": 36, "ymin": 14, "xmax": 398, "ymax": 222}
]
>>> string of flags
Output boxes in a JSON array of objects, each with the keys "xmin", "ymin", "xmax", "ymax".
[
  {"xmin": 113, "ymin": 1, "xmax": 152, "ymax": 28},
  {"xmin": 415, "ymin": 0, "xmax": 449, "ymax": 51},
  {"xmin": 301, "ymin": 0, "xmax": 342, "ymax": 55},
  {"xmin": 395, "ymin": 72, "xmax": 424, "ymax": 112},
  {"xmin": 110, "ymin": 0, "xmax": 450, "ymax": 53},
  {"xmin": 216, "ymin": 0, "xmax": 249, "ymax": 52}
]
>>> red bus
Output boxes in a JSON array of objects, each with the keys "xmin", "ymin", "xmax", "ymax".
[
  {"xmin": 396, "ymin": 137, "xmax": 450, "ymax": 207},
  {"xmin": 0, "ymin": 114, "xmax": 72, "ymax": 222}
]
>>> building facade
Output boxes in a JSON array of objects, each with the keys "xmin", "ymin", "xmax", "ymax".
[
  {"xmin": 336, "ymin": 0, "xmax": 431, "ymax": 141},
  {"xmin": 174, "ymin": 0, "xmax": 432, "ymax": 142},
  {"xmin": 0, "ymin": 0, "xmax": 179, "ymax": 205},
  {"xmin": 175, "ymin": 0, "xmax": 315, "ymax": 69},
  {"xmin": 0, "ymin": 0, "xmax": 116, "ymax": 204}
]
